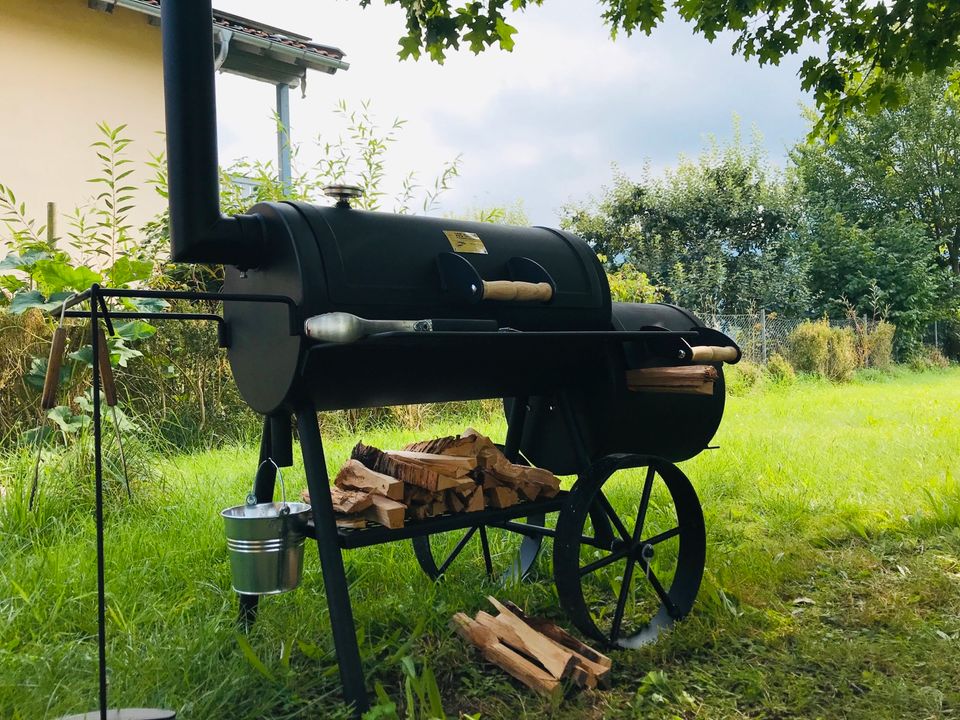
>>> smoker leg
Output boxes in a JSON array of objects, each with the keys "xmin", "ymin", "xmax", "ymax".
[
  {"xmin": 238, "ymin": 417, "xmax": 278, "ymax": 628},
  {"xmin": 297, "ymin": 408, "xmax": 369, "ymax": 715}
]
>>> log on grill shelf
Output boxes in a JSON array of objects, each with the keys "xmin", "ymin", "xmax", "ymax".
[
  {"xmin": 626, "ymin": 365, "xmax": 719, "ymax": 396},
  {"xmin": 304, "ymin": 428, "xmax": 561, "ymax": 530}
]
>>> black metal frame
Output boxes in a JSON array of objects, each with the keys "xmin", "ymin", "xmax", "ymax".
[{"xmin": 61, "ymin": 284, "xmax": 690, "ymax": 717}]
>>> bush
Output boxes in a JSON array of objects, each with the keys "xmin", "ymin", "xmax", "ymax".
[
  {"xmin": 785, "ymin": 320, "xmax": 831, "ymax": 375},
  {"xmin": 909, "ymin": 345, "xmax": 951, "ymax": 371},
  {"xmin": 862, "ymin": 321, "xmax": 895, "ymax": 369},
  {"xmin": 785, "ymin": 320, "xmax": 861, "ymax": 381},
  {"xmin": 825, "ymin": 327, "xmax": 857, "ymax": 381},
  {"xmin": 766, "ymin": 353, "xmax": 795, "ymax": 383},
  {"xmin": 725, "ymin": 360, "xmax": 765, "ymax": 395}
]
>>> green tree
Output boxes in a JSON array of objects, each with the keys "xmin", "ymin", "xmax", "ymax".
[
  {"xmin": 793, "ymin": 71, "xmax": 960, "ymax": 351},
  {"xmin": 562, "ymin": 124, "xmax": 808, "ymax": 314},
  {"xmin": 357, "ymin": 0, "xmax": 960, "ymax": 131}
]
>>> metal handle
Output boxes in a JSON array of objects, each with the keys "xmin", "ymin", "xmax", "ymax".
[
  {"xmin": 482, "ymin": 280, "xmax": 553, "ymax": 302},
  {"xmin": 248, "ymin": 458, "xmax": 289, "ymax": 515}
]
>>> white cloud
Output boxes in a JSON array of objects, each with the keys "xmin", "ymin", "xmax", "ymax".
[{"xmin": 213, "ymin": 0, "xmax": 812, "ymax": 224}]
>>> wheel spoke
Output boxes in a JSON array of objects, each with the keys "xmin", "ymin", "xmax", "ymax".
[
  {"xmin": 644, "ymin": 526, "xmax": 681, "ymax": 546},
  {"xmin": 641, "ymin": 561, "xmax": 679, "ymax": 618},
  {"xmin": 596, "ymin": 491, "xmax": 631, "ymax": 542},
  {"xmin": 578, "ymin": 546, "xmax": 629, "ymax": 577},
  {"xmin": 632, "ymin": 466, "xmax": 656, "ymax": 544},
  {"xmin": 478, "ymin": 526, "xmax": 494, "ymax": 576},
  {"xmin": 609, "ymin": 558, "xmax": 637, "ymax": 642},
  {"xmin": 437, "ymin": 526, "xmax": 477, "ymax": 576}
]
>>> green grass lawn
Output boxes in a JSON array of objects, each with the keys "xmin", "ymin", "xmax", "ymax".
[{"xmin": 2, "ymin": 369, "xmax": 959, "ymax": 719}]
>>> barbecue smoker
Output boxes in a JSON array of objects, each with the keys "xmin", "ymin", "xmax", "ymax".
[{"xmin": 59, "ymin": 0, "xmax": 740, "ymax": 714}]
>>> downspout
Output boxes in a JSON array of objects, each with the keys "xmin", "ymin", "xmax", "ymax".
[{"xmin": 276, "ymin": 83, "xmax": 293, "ymax": 196}]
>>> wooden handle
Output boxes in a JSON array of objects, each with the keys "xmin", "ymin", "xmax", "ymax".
[
  {"xmin": 96, "ymin": 329, "xmax": 117, "ymax": 407},
  {"xmin": 690, "ymin": 345, "xmax": 739, "ymax": 364},
  {"xmin": 482, "ymin": 280, "xmax": 553, "ymax": 302},
  {"xmin": 40, "ymin": 327, "xmax": 67, "ymax": 410}
]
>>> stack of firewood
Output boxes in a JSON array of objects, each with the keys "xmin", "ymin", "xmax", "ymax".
[
  {"xmin": 626, "ymin": 364, "xmax": 719, "ymax": 395},
  {"xmin": 452, "ymin": 597, "xmax": 612, "ymax": 696},
  {"xmin": 303, "ymin": 428, "xmax": 561, "ymax": 530}
]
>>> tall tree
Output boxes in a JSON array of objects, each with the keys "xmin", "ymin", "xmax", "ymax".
[
  {"xmin": 563, "ymin": 125, "xmax": 808, "ymax": 314},
  {"xmin": 793, "ymin": 71, "xmax": 959, "ymax": 347},
  {"xmin": 357, "ymin": 0, "xmax": 960, "ymax": 130}
]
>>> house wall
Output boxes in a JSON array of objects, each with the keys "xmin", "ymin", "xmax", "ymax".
[{"xmin": 0, "ymin": 0, "xmax": 166, "ymax": 246}]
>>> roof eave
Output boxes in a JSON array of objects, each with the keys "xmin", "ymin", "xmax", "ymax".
[{"xmin": 112, "ymin": 0, "xmax": 349, "ymax": 80}]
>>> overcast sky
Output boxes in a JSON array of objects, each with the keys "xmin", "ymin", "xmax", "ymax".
[{"xmin": 214, "ymin": 0, "xmax": 812, "ymax": 225}]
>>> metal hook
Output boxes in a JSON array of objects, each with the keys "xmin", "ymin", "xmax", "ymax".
[{"xmin": 248, "ymin": 458, "xmax": 288, "ymax": 514}]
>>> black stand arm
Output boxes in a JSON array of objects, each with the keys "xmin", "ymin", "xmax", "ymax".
[{"xmin": 297, "ymin": 408, "xmax": 369, "ymax": 716}]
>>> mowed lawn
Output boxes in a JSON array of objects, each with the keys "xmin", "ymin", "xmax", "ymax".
[{"xmin": 1, "ymin": 369, "xmax": 959, "ymax": 719}]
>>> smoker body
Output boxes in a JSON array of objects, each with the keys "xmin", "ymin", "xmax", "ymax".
[
  {"xmin": 223, "ymin": 201, "xmax": 612, "ymax": 414},
  {"xmin": 515, "ymin": 302, "xmax": 728, "ymax": 474}
]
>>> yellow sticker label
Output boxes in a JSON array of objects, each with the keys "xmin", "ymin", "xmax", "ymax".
[{"xmin": 443, "ymin": 230, "xmax": 488, "ymax": 254}]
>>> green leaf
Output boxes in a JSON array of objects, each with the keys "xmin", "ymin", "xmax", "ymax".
[
  {"xmin": 114, "ymin": 320, "xmax": 156, "ymax": 342},
  {"xmin": 126, "ymin": 297, "xmax": 169, "ymax": 313},
  {"xmin": 495, "ymin": 17, "xmax": 518, "ymax": 51},
  {"xmin": 0, "ymin": 249, "xmax": 48, "ymax": 270},
  {"xmin": 10, "ymin": 290, "xmax": 74, "ymax": 315},
  {"xmin": 25, "ymin": 356, "xmax": 70, "ymax": 391},
  {"xmin": 47, "ymin": 406, "xmax": 92, "ymax": 434},
  {"xmin": 108, "ymin": 257, "xmax": 153, "ymax": 287},
  {"xmin": 10, "ymin": 290, "xmax": 46, "ymax": 314},
  {"xmin": 235, "ymin": 634, "xmax": 275, "ymax": 683},
  {"xmin": 33, "ymin": 260, "xmax": 101, "ymax": 294}
]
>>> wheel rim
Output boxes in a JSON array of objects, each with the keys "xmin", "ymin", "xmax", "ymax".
[
  {"xmin": 554, "ymin": 456, "xmax": 705, "ymax": 648},
  {"xmin": 412, "ymin": 516, "xmax": 546, "ymax": 582}
]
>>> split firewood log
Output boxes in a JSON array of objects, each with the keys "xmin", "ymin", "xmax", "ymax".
[
  {"xmin": 335, "ymin": 459, "xmax": 404, "ymax": 500},
  {"xmin": 386, "ymin": 450, "xmax": 477, "ymax": 478},
  {"xmin": 486, "ymin": 486, "xmax": 518, "ymax": 509},
  {"xmin": 352, "ymin": 442, "xmax": 458, "ymax": 492},
  {"xmin": 501, "ymin": 600, "xmax": 611, "ymax": 686},
  {"xmin": 364, "ymin": 494, "xmax": 406, "ymax": 529},
  {"xmin": 465, "ymin": 486, "xmax": 485, "ymax": 512},
  {"xmin": 450, "ymin": 613, "xmax": 560, "ymax": 697},
  {"xmin": 626, "ymin": 365, "xmax": 718, "ymax": 386},
  {"xmin": 404, "ymin": 434, "xmax": 479, "ymax": 457},
  {"xmin": 335, "ymin": 516, "xmax": 367, "ymax": 529},
  {"xmin": 325, "ymin": 487, "xmax": 374, "ymax": 514},
  {"xmin": 484, "ymin": 597, "xmax": 577, "ymax": 680}
]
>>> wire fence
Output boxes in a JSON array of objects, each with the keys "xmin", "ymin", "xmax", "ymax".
[{"xmin": 696, "ymin": 311, "xmax": 879, "ymax": 365}]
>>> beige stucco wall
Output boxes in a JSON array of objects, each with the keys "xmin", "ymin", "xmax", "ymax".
[{"xmin": 0, "ymin": 0, "xmax": 166, "ymax": 242}]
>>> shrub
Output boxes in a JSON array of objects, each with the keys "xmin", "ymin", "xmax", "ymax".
[
  {"xmin": 862, "ymin": 321, "xmax": 895, "ymax": 369},
  {"xmin": 766, "ymin": 353, "xmax": 795, "ymax": 383},
  {"xmin": 825, "ymin": 327, "xmax": 857, "ymax": 381},
  {"xmin": 909, "ymin": 345, "xmax": 951, "ymax": 371},
  {"xmin": 785, "ymin": 320, "xmax": 831, "ymax": 375},
  {"xmin": 724, "ymin": 360, "xmax": 765, "ymax": 395},
  {"xmin": 785, "ymin": 320, "xmax": 860, "ymax": 381}
]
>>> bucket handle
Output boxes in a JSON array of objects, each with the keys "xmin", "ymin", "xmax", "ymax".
[{"xmin": 247, "ymin": 459, "xmax": 290, "ymax": 516}]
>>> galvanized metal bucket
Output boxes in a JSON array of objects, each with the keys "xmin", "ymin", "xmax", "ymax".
[{"xmin": 221, "ymin": 460, "xmax": 311, "ymax": 595}]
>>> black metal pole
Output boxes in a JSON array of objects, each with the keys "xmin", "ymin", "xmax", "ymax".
[
  {"xmin": 91, "ymin": 286, "xmax": 109, "ymax": 720},
  {"xmin": 503, "ymin": 395, "xmax": 529, "ymax": 462},
  {"xmin": 296, "ymin": 409, "xmax": 369, "ymax": 716}
]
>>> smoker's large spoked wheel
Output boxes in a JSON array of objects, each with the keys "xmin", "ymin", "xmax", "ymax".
[{"xmin": 554, "ymin": 454, "xmax": 705, "ymax": 649}]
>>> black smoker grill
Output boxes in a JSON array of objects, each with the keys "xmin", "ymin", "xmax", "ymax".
[{"xmin": 54, "ymin": 0, "xmax": 741, "ymax": 714}]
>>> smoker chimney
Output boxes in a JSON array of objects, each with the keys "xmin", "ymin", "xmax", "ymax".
[{"xmin": 160, "ymin": 0, "xmax": 263, "ymax": 268}]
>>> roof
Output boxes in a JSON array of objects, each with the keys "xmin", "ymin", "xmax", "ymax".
[{"xmin": 98, "ymin": 0, "xmax": 349, "ymax": 85}]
